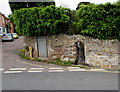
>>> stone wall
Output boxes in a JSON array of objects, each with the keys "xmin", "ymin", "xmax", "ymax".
[
  {"xmin": 23, "ymin": 35, "xmax": 119, "ymax": 69},
  {"xmin": 23, "ymin": 36, "xmax": 38, "ymax": 58}
]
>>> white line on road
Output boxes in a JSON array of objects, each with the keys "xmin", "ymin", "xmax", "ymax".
[
  {"xmin": 68, "ymin": 67, "xmax": 80, "ymax": 69},
  {"xmin": 49, "ymin": 70, "xmax": 64, "ymax": 72},
  {"xmin": 30, "ymin": 68, "xmax": 44, "ymax": 70},
  {"xmin": 0, "ymin": 69, "xmax": 4, "ymax": 71},
  {"xmin": 4, "ymin": 71, "xmax": 22, "ymax": 73},
  {"xmin": 69, "ymin": 69, "xmax": 86, "ymax": 71},
  {"xmin": 49, "ymin": 68, "xmax": 63, "ymax": 70},
  {"xmin": 90, "ymin": 69, "xmax": 106, "ymax": 71},
  {"xmin": 9, "ymin": 68, "xmax": 26, "ymax": 70},
  {"xmin": 28, "ymin": 71, "xmax": 43, "ymax": 72}
]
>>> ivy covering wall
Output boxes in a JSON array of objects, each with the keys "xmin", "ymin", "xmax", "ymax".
[
  {"xmin": 13, "ymin": 5, "xmax": 70, "ymax": 36},
  {"xmin": 75, "ymin": 3, "xmax": 120, "ymax": 39}
]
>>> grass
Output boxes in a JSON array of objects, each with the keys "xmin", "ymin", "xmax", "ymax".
[
  {"xmin": 48, "ymin": 58, "xmax": 72, "ymax": 66},
  {"xmin": 19, "ymin": 52, "xmax": 101, "ymax": 68},
  {"xmin": 19, "ymin": 50, "xmax": 96, "ymax": 68},
  {"xmin": 19, "ymin": 53, "xmax": 30, "ymax": 60},
  {"xmin": 19, "ymin": 51, "xmax": 72, "ymax": 66}
]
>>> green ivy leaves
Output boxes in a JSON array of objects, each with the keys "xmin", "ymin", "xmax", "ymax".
[
  {"xmin": 13, "ymin": 5, "xmax": 70, "ymax": 36},
  {"xmin": 75, "ymin": 3, "xmax": 120, "ymax": 39}
]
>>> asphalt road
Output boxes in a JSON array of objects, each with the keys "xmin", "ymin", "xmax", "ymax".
[{"xmin": 2, "ymin": 72, "xmax": 118, "ymax": 90}]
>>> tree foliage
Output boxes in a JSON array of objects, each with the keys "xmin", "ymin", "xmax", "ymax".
[
  {"xmin": 9, "ymin": 0, "xmax": 55, "ymax": 12},
  {"xmin": 76, "ymin": 2, "xmax": 94, "ymax": 10},
  {"xmin": 13, "ymin": 5, "xmax": 70, "ymax": 36},
  {"xmin": 75, "ymin": 3, "xmax": 120, "ymax": 39}
]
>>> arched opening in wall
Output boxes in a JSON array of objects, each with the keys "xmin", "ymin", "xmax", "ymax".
[{"xmin": 75, "ymin": 41, "xmax": 85, "ymax": 65}]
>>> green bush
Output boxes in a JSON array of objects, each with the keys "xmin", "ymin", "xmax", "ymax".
[
  {"xmin": 51, "ymin": 58, "xmax": 72, "ymax": 66},
  {"xmin": 13, "ymin": 5, "xmax": 70, "ymax": 36},
  {"xmin": 75, "ymin": 3, "xmax": 120, "ymax": 39}
]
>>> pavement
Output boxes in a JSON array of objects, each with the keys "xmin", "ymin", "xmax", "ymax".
[{"xmin": 2, "ymin": 71, "xmax": 119, "ymax": 90}]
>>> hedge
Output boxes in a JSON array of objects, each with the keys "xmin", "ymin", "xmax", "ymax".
[
  {"xmin": 13, "ymin": 5, "xmax": 70, "ymax": 36},
  {"xmin": 12, "ymin": 3, "xmax": 120, "ymax": 40},
  {"xmin": 75, "ymin": 3, "xmax": 120, "ymax": 39}
]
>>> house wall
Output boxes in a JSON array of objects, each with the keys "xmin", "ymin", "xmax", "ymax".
[
  {"xmin": 23, "ymin": 35, "xmax": 119, "ymax": 69},
  {"xmin": 0, "ymin": 13, "xmax": 6, "ymax": 28},
  {"xmin": 0, "ymin": 12, "xmax": 14, "ymax": 33},
  {"xmin": 0, "ymin": 14, "xmax": 3, "ymax": 27},
  {"xmin": 9, "ymin": 22, "xmax": 14, "ymax": 33}
]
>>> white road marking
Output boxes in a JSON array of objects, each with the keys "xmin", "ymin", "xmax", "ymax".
[
  {"xmin": 9, "ymin": 68, "xmax": 26, "ymax": 70},
  {"xmin": 49, "ymin": 68, "xmax": 63, "ymax": 70},
  {"xmin": 0, "ymin": 69, "xmax": 4, "ymax": 71},
  {"xmin": 101, "ymin": 71, "xmax": 119, "ymax": 73},
  {"xmin": 49, "ymin": 70, "xmax": 64, "ymax": 72},
  {"xmin": 90, "ymin": 69, "xmax": 106, "ymax": 71},
  {"xmin": 28, "ymin": 71, "xmax": 43, "ymax": 72},
  {"xmin": 69, "ymin": 69, "xmax": 86, "ymax": 71},
  {"xmin": 31, "ymin": 68, "xmax": 44, "ymax": 70},
  {"xmin": 4, "ymin": 71, "xmax": 22, "ymax": 73},
  {"xmin": 68, "ymin": 67, "xmax": 80, "ymax": 69}
]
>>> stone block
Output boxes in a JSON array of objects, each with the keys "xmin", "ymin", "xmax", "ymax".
[
  {"xmin": 52, "ymin": 56, "xmax": 57, "ymax": 59},
  {"xmin": 101, "ymin": 65, "xmax": 110, "ymax": 69},
  {"xmin": 111, "ymin": 65, "xmax": 119, "ymax": 69},
  {"xmin": 64, "ymin": 55, "xmax": 76, "ymax": 58},
  {"xmin": 69, "ymin": 58, "xmax": 75, "ymax": 62},
  {"xmin": 94, "ymin": 61, "xmax": 101, "ymax": 66},
  {"xmin": 62, "ymin": 58, "xmax": 69, "ymax": 61},
  {"xmin": 72, "ymin": 51, "xmax": 76, "ymax": 55},
  {"xmin": 86, "ymin": 55, "xmax": 103, "ymax": 67}
]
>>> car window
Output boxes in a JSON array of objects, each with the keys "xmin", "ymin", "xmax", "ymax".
[{"xmin": 5, "ymin": 34, "xmax": 11, "ymax": 36}]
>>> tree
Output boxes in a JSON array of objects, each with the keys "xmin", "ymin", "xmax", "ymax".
[
  {"xmin": 9, "ymin": 0, "xmax": 55, "ymax": 12},
  {"xmin": 75, "ymin": 3, "xmax": 120, "ymax": 39},
  {"xmin": 8, "ymin": 13, "xmax": 14, "ymax": 23},
  {"xmin": 76, "ymin": 2, "xmax": 94, "ymax": 10},
  {"xmin": 115, "ymin": 0, "xmax": 120, "ymax": 5}
]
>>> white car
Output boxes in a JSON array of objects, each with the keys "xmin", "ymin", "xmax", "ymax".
[{"xmin": 2, "ymin": 33, "xmax": 14, "ymax": 42}]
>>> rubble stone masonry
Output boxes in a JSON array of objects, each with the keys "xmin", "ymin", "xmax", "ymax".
[{"xmin": 23, "ymin": 35, "xmax": 119, "ymax": 69}]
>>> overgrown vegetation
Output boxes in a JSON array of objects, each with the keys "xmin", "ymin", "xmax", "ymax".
[
  {"xmin": 9, "ymin": 0, "xmax": 55, "ymax": 12},
  {"xmin": 48, "ymin": 58, "xmax": 72, "ymax": 66},
  {"xmin": 12, "ymin": 5, "xmax": 70, "ymax": 36},
  {"xmin": 75, "ymin": 3, "xmax": 120, "ymax": 39},
  {"xmin": 19, "ymin": 49, "xmax": 72, "ymax": 66},
  {"xmin": 76, "ymin": 2, "xmax": 94, "ymax": 10},
  {"xmin": 9, "ymin": 2, "xmax": 120, "ymax": 39}
]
